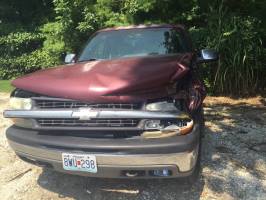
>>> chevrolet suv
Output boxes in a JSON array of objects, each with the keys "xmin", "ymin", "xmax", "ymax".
[{"xmin": 3, "ymin": 24, "xmax": 218, "ymax": 181}]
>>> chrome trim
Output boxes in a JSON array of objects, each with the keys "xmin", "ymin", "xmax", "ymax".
[
  {"xmin": 4, "ymin": 109, "xmax": 184, "ymax": 119},
  {"xmin": 4, "ymin": 110, "xmax": 74, "ymax": 118},
  {"xmin": 9, "ymin": 141, "xmax": 198, "ymax": 172}
]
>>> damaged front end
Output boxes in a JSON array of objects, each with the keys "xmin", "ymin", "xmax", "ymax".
[
  {"xmin": 3, "ymin": 25, "xmax": 214, "ymax": 179},
  {"xmin": 5, "ymin": 92, "xmax": 194, "ymax": 138},
  {"xmin": 141, "ymin": 100, "xmax": 194, "ymax": 138},
  {"xmin": 4, "ymin": 90, "xmax": 200, "ymax": 177},
  {"xmin": 6, "ymin": 53, "xmax": 205, "ymax": 138}
]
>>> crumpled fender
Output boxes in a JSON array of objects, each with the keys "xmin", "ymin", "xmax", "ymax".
[{"xmin": 174, "ymin": 74, "xmax": 206, "ymax": 113}]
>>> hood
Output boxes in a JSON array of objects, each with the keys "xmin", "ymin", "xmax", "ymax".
[{"xmin": 12, "ymin": 54, "xmax": 192, "ymax": 102}]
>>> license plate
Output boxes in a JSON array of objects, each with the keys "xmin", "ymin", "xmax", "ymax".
[{"xmin": 62, "ymin": 153, "xmax": 97, "ymax": 173}]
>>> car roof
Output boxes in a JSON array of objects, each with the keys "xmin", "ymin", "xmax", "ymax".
[{"xmin": 97, "ymin": 24, "xmax": 186, "ymax": 32}]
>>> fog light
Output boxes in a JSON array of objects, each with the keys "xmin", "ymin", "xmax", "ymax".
[
  {"xmin": 144, "ymin": 120, "xmax": 161, "ymax": 130},
  {"xmin": 150, "ymin": 169, "xmax": 172, "ymax": 177}
]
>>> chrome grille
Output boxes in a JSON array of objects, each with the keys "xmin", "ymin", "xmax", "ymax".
[
  {"xmin": 37, "ymin": 118, "xmax": 140, "ymax": 128},
  {"xmin": 34, "ymin": 99, "xmax": 142, "ymax": 110}
]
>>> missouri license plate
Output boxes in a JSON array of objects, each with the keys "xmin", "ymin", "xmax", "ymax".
[{"xmin": 62, "ymin": 153, "xmax": 97, "ymax": 173}]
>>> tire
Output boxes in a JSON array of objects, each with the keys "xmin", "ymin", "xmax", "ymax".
[
  {"xmin": 193, "ymin": 106, "xmax": 205, "ymax": 137},
  {"xmin": 183, "ymin": 107, "xmax": 204, "ymax": 184},
  {"xmin": 185, "ymin": 140, "xmax": 201, "ymax": 185}
]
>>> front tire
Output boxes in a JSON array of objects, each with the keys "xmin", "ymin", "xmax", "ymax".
[
  {"xmin": 185, "ymin": 140, "xmax": 201, "ymax": 185},
  {"xmin": 184, "ymin": 107, "xmax": 204, "ymax": 184}
]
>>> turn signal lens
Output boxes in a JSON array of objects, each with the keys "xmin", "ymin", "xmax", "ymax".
[
  {"xmin": 11, "ymin": 118, "xmax": 34, "ymax": 128},
  {"xmin": 179, "ymin": 120, "xmax": 194, "ymax": 135}
]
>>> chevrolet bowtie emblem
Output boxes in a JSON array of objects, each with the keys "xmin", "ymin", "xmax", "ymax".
[{"xmin": 72, "ymin": 108, "xmax": 99, "ymax": 120}]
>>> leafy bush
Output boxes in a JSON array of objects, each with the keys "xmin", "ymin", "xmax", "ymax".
[
  {"xmin": 0, "ymin": 32, "xmax": 44, "ymax": 55},
  {"xmin": 198, "ymin": 4, "xmax": 265, "ymax": 95},
  {"xmin": 0, "ymin": 29, "xmax": 63, "ymax": 79},
  {"xmin": 0, "ymin": 49, "xmax": 60, "ymax": 79}
]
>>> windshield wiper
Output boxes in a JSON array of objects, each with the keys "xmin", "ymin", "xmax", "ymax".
[
  {"xmin": 78, "ymin": 58, "xmax": 98, "ymax": 62},
  {"xmin": 148, "ymin": 52, "xmax": 159, "ymax": 55}
]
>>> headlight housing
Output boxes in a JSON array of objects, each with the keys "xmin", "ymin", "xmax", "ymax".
[
  {"xmin": 142, "ymin": 119, "xmax": 194, "ymax": 138},
  {"xmin": 9, "ymin": 97, "xmax": 32, "ymax": 110},
  {"xmin": 143, "ymin": 100, "xmax": 194, "ymax": 138},
  {"xmin": 146, "ymin": 101, "xmax": 179, "ymax": 112}
]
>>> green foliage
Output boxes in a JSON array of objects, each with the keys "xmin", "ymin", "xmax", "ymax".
[
  {"xmin": 0, "ymin": 32, "xmax": 44, "ymax": 55},
  {"xmin": 0, "ymin": 0, "xmax": 265, "ymax": 95},
  {"xmin": 211, "ymin": 16, "xmax": 264, "ymax": 95},
  {"xmin": 192, "ymin": 2, "xmax": 265, "ymax": 95},
  {"xmin": 0, "ymin": 28, "xmax": 63, "ymax": 79},
  {"xmin": 40, "ymin": 22, "xmax": 66, "ymax": 55},
  {"xmin": 0, "ymin": 80, "xmax": 14, "ymax": 93},
  {"xmin": 0, "ymin": 48, "xmax": 60, "ymax": 79}
]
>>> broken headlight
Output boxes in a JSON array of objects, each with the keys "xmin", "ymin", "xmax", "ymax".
[{"xmin": 143, "ymin": 118, "xmax": 194, "ymax": 138}]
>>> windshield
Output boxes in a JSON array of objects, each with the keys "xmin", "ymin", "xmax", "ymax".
[{"xmin": 78, "ymin": 28, "xmax": 189, "ymax": 62}]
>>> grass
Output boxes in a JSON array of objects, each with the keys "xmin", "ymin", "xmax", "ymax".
[{"xmin": 0, "ymin": 80, "xmax": 14, "ymax": 93}]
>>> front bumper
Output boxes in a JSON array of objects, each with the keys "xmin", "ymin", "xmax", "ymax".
[{"xmin": 6, "ymin": 125, "xmax": 200, "ymax": 178}]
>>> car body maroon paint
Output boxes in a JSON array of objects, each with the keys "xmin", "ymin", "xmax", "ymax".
[
  {"xmin": 12, "ymin": 53, "xmax": 192, "ymax": 103},
  {"xmin": 4, "ymin": 25, "xmax": 218, "ymax": 180}
]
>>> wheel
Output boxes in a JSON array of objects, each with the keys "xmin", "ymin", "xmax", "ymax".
[
  {"xmin": 185, "ymin": 140, "xmax": 201, "ymax": 185},
  {"xmin": 184, "ymin": 107, "xmax": 204, "ymax": 184},
  {"xmin": 193, "ymin": 106, "xmax": 205, "ymax": 137}
]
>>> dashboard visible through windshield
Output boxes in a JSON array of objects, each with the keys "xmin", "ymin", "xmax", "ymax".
[{"xmin": 78, "ymin": 28, "xmax": 189, "ymax": 62}]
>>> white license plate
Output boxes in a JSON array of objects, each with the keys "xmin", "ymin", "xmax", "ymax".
[{"xmin": 62, "ymin": 153, "xmax": 97, "ymax": 173}]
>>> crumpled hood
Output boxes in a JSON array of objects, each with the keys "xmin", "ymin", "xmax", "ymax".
[{"xmin": 12, "ymin": 54, "xmax": 192, "ymax": 102}]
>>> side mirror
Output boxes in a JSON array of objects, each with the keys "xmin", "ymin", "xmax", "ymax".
[
  {"xmin": 197, "ymin": 49, "xmax": 219, "ymax": 63},
  {"xmin": 64, "ymin": 53, "xmax": 76, "ymax": 64}
]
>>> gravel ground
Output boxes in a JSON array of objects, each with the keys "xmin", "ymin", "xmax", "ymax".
[{"xmin": 0, "ymin": 92, "xmax": 265, "ymax": 200}]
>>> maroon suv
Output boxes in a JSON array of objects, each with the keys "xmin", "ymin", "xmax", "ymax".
[{"xmin": 4, "ymin": 24, "xmax": 218, "ymax": 181}]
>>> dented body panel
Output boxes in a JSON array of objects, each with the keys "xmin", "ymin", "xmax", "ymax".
[{"xmin": 12, "ymin": 54, "xmax": 192, "ymax": 103}]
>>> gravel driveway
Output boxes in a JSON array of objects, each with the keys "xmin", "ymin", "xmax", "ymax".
[{"xmin": 0, "ymin": 92, "xmax": 265, "ymax": 200}]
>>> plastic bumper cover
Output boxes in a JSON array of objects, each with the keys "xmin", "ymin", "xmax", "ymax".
[{"xmin": 6, "ymin": 125, "xmax": 200, "ymax": 178}]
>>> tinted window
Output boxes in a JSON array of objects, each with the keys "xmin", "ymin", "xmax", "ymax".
[{"xmin": 78, "ymin": 28, "xmax": 189, "ymax": 61}]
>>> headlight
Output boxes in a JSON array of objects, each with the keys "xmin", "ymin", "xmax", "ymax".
[
  {"xmin": 9, "ymin": 97, "xmax": 32, "ymax": 110},
  {"xmin": 146, "ymin": 101, "xmax": 178, "ymax": 112}
]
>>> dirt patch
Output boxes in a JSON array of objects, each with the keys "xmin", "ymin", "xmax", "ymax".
[{"xmin": 0, "ymin": 94, "xmax": 265, "ymax": 200}]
